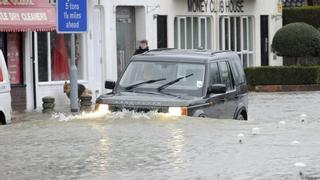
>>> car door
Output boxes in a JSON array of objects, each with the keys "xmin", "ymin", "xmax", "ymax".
[
  {"xmin": 204, "ymin": 62, "xmax": 226, "ymax": 119},
  {"xmin": 218, "ymin": 61, "xmax": 238, "ymax": 119},
  {"xmin": 0, "ymin": 50, "xmax": 11, "ymax": 124}
]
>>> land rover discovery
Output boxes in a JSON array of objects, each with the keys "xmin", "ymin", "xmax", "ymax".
[{"xmin": 96, "ymin": 49, "xmax": 248, "ymax": 120}]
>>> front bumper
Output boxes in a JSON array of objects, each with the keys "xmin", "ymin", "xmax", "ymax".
[{"xmin": 95, "ymin": 103, "xmax": 188, "ymax": 116}]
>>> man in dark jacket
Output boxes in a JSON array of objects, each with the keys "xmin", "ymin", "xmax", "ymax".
[{"xmin": 134, "ymin": 40, "xmax": 149, "ymax": 55}]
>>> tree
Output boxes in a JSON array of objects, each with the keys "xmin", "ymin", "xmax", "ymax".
[{"xmin": 272, "ymin": 23, "xmax": 320, "ymax": 58}]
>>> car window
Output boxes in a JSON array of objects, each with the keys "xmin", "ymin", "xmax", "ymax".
[
  {"xmin": 0, "ymin": 66, "xmax": 3, "ymax": 82},
  {"xmin": 119, "ymin": 61, "xmax": 206, "ymax": 97},
  {"xmin": 218, "ymin": 61, "xmax": 234, "ymax": 90},
  {"xmin": 210, "ymin": 63, "xmax": 220, "ymax": 85},
  {"xmin": 230, "ymin": 56, "xmax": 245, "ymax": 85},
  {"xmin": 229, "ymin": 61, "xmax": 239, "ymax": 85}
]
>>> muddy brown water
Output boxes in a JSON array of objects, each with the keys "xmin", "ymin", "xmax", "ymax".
[{"xmin": 0, "ymin": 92, "xmax": 320, "ymax": 179}]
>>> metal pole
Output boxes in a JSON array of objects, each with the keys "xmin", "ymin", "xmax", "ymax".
[{"xmin": 70, "ymin": 33, "xmax": 78, "ymax": 112}]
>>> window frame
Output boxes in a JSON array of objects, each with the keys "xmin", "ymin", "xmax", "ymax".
[
  {"xmin": 219, "ymin": 15, "xmax": 255, "ymax": 68},
  {"xmin": 175, "ymin": 16, "xmax": 213, "ymax": 50},
  {"xmin": 36, "ymin": 32, "xmax": 87, "ymax": 84}
]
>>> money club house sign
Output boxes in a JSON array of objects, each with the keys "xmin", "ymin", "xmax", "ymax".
[{"xmin": 188, "ymin": 0, "xmax": 245, "ymax": 13}]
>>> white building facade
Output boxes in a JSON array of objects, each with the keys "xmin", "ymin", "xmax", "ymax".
[
  {"xmin": 92, "ymin": 0, "xmax": 283, "ymax": 87},
  {"xmin": 20, "ymin": 0, "xmax": 283, "ymax": 110}
]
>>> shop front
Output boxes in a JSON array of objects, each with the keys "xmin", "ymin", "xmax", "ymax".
[{"xmin": 0, "ymin": 0, "xmax": 56, "ymax": 111}]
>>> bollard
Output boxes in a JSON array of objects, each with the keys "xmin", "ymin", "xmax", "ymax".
[
  {"xmin": 80, "ymin": 95, "xmax": 92, "ymax": 112},
  {"xmin": 42, "ymin": 96, "xmax": 55, "ymax": 114}
]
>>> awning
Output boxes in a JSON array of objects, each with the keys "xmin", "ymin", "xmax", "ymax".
[{"xmin": 0, "ymin": 7, "xmax": 56, "ymax": 32}]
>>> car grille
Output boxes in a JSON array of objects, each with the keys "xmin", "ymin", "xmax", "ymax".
[{"xmin": 109, "ymin": 105, "xmax": 169, "ymax": 113}]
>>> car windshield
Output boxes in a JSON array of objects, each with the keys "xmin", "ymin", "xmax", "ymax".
[{"xmin": 119, "ymin": 61, "xmax": 206, "ymax": 97}]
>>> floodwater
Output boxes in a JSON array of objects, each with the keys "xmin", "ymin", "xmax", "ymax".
[{"xmin": 1, "ymin": 92, "xmax": 320, "ymax": 180}]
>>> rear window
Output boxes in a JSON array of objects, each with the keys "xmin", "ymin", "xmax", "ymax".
[{"xmin": 0, "ymin": 66, "xmax": 3, "ymax": 82}]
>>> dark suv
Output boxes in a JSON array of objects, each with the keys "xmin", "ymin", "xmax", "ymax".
[{"xmin": 96, "ymin": 49, "xmax": 248, "ymax": 120}]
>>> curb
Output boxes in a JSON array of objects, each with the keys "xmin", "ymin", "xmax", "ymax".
[{"xmin": 247, "ymin": 84, "xmax": 320, "ymax": 92}]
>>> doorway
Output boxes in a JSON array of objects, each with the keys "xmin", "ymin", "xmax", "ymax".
[
  {"xmin": 116, "ymin": 6, "xmax": 136, "ymax": 78},
  {"xmin": 260, "ymin": 15, "xmax": 269, "ymax": 66},
  {"xmin": 157, "ymin": 15, "xmax": 168, "ymax": 48}
]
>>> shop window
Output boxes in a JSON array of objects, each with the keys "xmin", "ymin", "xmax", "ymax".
[
  {"xmin": 219, "ymin": 16, "xmax": 255, "ymax": 68},
  {"xmin": 230, "ymin": 17, "xmax": 235, "ymax": 51},
  {"xmin": 186, "ymin": 17, "xmax": 192, "ymax": 49},
  {"xmin": 7, "ymin": 33, "xmax": 23, "ymax": 85},
  {"xmin": 37, "ymin": 32, "xmax": 84, "ymax": 82},
  {"xmin": 174, "ymin": 16, "xmax": 212, "ymax": 49},
  {"xmin": 193, "ymin": 17, "xmax": 199, "ymax": 49}
]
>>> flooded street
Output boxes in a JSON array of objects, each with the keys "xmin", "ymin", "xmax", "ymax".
[{"xmin": 1, "ymin": 92, "xmax": 320, "ymax": 179}]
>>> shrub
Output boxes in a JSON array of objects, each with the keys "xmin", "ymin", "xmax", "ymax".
[
  {"xmin": 245, "ymin": 66, "xmax": 320, "ymax": 85},
  {"xmin": 283, "ymin": 6, "xmax": 320, "ymax": 29},
  {"xmin": 272, "ymin": 23, "xmax": 320, "ymax": 57}
]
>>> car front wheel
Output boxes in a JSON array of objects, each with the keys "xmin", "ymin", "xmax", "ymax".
[{"xmin": 236, "ymin": 114, "xmax": 245, "ymax": 120}]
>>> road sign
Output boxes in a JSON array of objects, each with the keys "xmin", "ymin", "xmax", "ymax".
[
  {"xmin": 57, "ymin": 0, "xmax": 87, "ymax": 112},
  {"xmin": 57, "ymin": 0, "xmax": 87, "ymax": 33}
]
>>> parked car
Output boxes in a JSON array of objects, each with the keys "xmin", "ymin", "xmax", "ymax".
[
  {"xmin": 96, "ymin": 49, "xmax": 248, "ymax": 120},
  {"xmin": 0, "ymin": 50, "xmax": 11, "ymax": 124}
]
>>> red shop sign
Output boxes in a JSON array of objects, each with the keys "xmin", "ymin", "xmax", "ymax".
[{"xmin": 0, "ymin": 0, "xmax": 56, "ymax": 32}]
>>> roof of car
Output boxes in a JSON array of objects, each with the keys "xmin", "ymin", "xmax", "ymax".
[{"xmin": 131, "ymin": 49, "xmax": 238, "ymax": 63}]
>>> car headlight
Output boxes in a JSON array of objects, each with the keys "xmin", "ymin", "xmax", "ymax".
[
  {"xmin": 96, "ymin": 104, "xmax": 110, "ymax": 113},
  {"xmin": 168, "ymin": 107, "xmax": 188, "ymax": 116}
]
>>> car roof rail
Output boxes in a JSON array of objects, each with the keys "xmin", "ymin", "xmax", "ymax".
[
  {"xmin": 146, "ymin": 48, "xmax": 176, "ymax": 53},
  {"xmin": 210, "ymin": 50, "xmax": 232, "ymax": 56}
]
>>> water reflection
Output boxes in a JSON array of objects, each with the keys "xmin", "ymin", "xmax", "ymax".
[
  {"xmin": 166, "ymin": 125, "xmax": 186, "ymax": 170},
  {"xmin": 87, "ymin": 121, "xmax": 111, "ymax": 177}
]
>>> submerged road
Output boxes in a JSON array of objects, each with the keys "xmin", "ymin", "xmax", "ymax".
[{"xmin": 0, "ymin": 92, "xmax": 320, "ymax": 179}]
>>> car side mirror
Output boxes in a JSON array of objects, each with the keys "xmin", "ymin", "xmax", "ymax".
[
  {"xmin": 105, "ymin": 80, "xmax": 116, "ymax": 89},
  {"xmin": 208, "ymin": 84, "xmax": 227, "ymax": 94}
]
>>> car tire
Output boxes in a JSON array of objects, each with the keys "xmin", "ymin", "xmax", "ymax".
[{"xmin": 0, "ymin": 112, "xmax": 6, "ymax": 125}]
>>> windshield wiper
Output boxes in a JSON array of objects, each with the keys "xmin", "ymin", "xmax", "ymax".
[
  {"xmin": 125, "ymin": 78, "xmax": 166, "ymax": 90},
  {"xmin": 157, "ymin": 73, "xmax": 194, "ymax": 92}
]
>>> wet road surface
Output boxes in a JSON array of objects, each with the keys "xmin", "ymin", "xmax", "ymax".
[{"xmin": 1, "ymin": 92, "xmax": 320, "ymax": 179}]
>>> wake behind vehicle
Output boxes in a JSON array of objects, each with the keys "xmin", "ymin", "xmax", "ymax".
[
  {"xmin": 96, "ymin": 49, "xmax": 248, "ymax": 120},
  {"xmin": 0, "ymin": 50, "xmax": 12, "ymax": 124}
]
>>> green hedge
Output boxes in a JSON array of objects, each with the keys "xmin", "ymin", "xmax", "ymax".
[
  {"xmin": 272, "ymin": 23, "xmax": 320, "ymax": 57},
  {"xmin": 283, "ymin": 6, "xmax": 320, "ymax": 28},
  {"xmin": 245, "ymin": 66, "xmax": 320, "ymax": 85}
]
